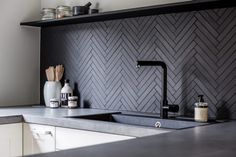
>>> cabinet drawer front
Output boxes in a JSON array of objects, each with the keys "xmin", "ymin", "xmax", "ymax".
[
  {"xmin": 0, "ymin": 123, "xmax": 22, "ymax": 157},
  {"xmin": 24, "ymin": 123, "xmax": 56, "ymax": 156},
  {"xmin": 56, "ymin": 127, "xmax": 135, "ymax": 150}
]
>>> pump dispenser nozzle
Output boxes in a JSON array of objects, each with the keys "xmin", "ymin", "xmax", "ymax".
[{"xmin": 198, "ymin": 95, "xmax": 204, "ymax": 102}]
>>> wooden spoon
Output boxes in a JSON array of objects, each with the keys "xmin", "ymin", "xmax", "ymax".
[
  {"xmin": 55, "ymin": 65, "xmax": 64, "ymax": 81},
  {"xmin": 46, "ymin": 66, "xmax": 55, "ymax": 81}
]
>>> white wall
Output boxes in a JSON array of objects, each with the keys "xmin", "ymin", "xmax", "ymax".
[
  {"xmin": 0, "ymin": 0, "xmax": 41, "ymax": 106},
  {"xmin": 41, "ymin": 0, "xmax": 190, "ymax": 12}
]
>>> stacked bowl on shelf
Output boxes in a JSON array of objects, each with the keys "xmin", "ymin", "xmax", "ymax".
[
  {"xmin": 41, "ymin": 2, "xmax": 99, "ymax": 20},
  {"xmin": 41, "ymin": 8, "xmax": 56, "ymax": 20}
]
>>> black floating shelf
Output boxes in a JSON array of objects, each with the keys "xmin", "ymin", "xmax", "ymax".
[{"xmin": 20, "ymin": 0, "xmax": 236, "ymax": 27}]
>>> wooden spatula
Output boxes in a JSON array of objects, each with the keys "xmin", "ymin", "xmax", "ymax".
[
  {"xmin": 55, "ymin": 65, "xmax": 64, "ymax": 81},
  {"xmin": 45, "ymin": 66, "xmax": 55, "ymax": 81}
]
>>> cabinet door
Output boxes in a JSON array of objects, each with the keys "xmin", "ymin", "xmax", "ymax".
[
  {"xmin": 56, "ymin": 127, "xmax": 135, "ymax": 150},
  {"xmin": 0, "ymin": 123, "xmax": 22, "ymax": 157},
  {"xmin": 23, "ymin": 123, "xmax": 55, "ymax": 156}
]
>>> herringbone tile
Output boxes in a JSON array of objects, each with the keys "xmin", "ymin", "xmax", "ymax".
[{"xmin": 41, "ymin": 7, "xmax": 236, "ymax": 119}]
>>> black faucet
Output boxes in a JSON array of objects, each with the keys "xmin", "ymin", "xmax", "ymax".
[{"xmin": 137, "ymin": 61, "xmax": 179, "ymax": 119}]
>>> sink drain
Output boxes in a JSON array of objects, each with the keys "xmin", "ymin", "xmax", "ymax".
[{"xmin": 155, "ymin": 121, "xmax": 161, "ymax": 128}]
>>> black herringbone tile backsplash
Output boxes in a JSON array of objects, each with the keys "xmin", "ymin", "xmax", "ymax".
[{"xmin": 41, "ymin": 8, "xmax": 236, "ymax": 119}]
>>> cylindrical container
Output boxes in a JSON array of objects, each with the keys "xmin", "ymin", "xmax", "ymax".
[
  {"xmin": 194, "ymin": 104, "xmax": 208, "ymax": 122},
  {"xmin": 90, "ymin": 9, "xmax": 99, "ymax": 14},
  {"xmin": 68, "ymin": 96, "xmax": 78, "ymax": 108},
  {"xmin": 49, "ymin": 98, "xmax": 60, "ymax": 108},
  {"xmin": 73, "ymin": 6, "xmax": 87, "ymax": 16},
  {"xmin": 56, "ymin": 6, "xmax": 72, "ymax": 19},
  {"xmin": 61, "ymin": 79, "xmax": 73, "ymax": 107},
  {"xmin": 43, "ymin": 81, "xmax": 62, "ymax": 107},
  {"xmin": 194, "ymin": 95, "xmax": 208, "ymax": 122},
  {"xmin": 72, "ymin": 2, "xmax": 92, "ymax": 16},
  {"xmin": 41, "ymin": 8, "xmax": 56, "ymax": 20}
]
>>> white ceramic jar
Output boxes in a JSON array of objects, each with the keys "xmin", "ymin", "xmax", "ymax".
[{"xmin": 44, "ymin": 81, "xmax": 62, "ymax": 107}]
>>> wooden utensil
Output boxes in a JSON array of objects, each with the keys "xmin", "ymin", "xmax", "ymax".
[
  {"xmin": 45, "ymin": 66, "xmax": 55, "ymax": 81},
  {"xmin": 45, "ymin": 68, "xmax": 50, "ymax": 81},
  {"xmin": 55, "ymin": 65, "xmax": 64, "ymax": 81},
  {"xmin": 49, "ymin": 66, "xmax": 55, "ymax": 81},
  {"xmin": 45, "ymin": 65, "xmax": 64, "ymax": 81}
]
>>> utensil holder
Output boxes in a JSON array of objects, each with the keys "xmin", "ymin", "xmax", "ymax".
[{"xmin": 43, "ymin": 81, "xmax": 62, "ymax": 107}]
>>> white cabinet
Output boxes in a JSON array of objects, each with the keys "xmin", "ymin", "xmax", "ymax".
[
  {"xmin": 23, "ymin": 123, "xmax": 56, "ymax": 156},
  {"xmin": 0, "ymin": 123, "xmax": 22, "ymax": 157},
  {"xmin": 23, "ymin": 123, "xmax": 135, "ymax": 154},
  {"xmin": 56, "ymin": 127, "xmax": 135, "ymax": 150}
]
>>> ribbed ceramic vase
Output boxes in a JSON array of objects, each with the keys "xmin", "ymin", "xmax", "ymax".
[{"xmin": 43, "ymin": 81, "xmax": 62, "ymax": 107}]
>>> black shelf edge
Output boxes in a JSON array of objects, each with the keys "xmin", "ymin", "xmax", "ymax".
[{"xmin": 20, "ymin": 0, "xmax": 236, "ymax": 27}]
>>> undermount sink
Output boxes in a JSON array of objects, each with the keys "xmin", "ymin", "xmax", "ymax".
[{"xmin": 68, "ymin": 113, "xmax": 210, "ymax": 130}]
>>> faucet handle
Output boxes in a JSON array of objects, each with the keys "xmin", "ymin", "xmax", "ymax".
[
  {"xmin": 163, "ymin": 104, "xmax": 179, "ymax": 113},
  {"xmin": 169, "ymin": 104, "xmax": 179, "ymax": 112}
]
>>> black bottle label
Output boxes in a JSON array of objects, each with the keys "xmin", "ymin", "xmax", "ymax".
[{"xmin": 61, "ymin": 93, "xmax": 72, "ymax": 107}]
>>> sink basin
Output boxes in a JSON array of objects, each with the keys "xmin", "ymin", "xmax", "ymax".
[{"xmin": 70, "ymin": 113, "xmax": 210, "ymax": 130}]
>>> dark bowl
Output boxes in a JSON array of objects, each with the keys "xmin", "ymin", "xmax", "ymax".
[{"xmin": 73, "ymin": 6, "xmax": 89, "ymax": 16}]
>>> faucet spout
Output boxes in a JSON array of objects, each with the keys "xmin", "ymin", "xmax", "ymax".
[{"xmin": 137, "ymin": 61, "xmax": 179, "ymax": 119}]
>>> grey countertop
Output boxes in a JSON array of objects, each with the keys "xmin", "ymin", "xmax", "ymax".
[
  {"xmin": 0, "ymin": 106, "xmax": 120, "ymax": 118},
  {"xmin": 30, "ymin": 121, "xmax": 236, "ymax": 157},
  {"xmin": 0, "ymin": 106, "xmax": 235, "ymax": 157},
  {"xmin": 0, "ymin": 106, "xmax": 170, "ymax": 137}
]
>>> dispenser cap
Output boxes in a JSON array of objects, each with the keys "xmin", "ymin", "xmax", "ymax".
[
  {"xmin": 65, "ymin": 79, "xmax": 70, "ymax": 83},
  {"xmin": 198, "ymin": 95, "xmax": 204, "ymax": 102}
]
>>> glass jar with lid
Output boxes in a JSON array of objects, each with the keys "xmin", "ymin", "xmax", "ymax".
[
  {"xmin": 68, "ymin": 96, "xmax": 78, "ymax": 108},
  {"xmin": 41, "ymin": 8, "xmax": 56, "ymax": 20},
  {"xmin": 56, "ymin": 6, "xmax": 72, "ymax": 19}
]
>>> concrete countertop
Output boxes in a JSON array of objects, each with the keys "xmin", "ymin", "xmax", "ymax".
[
  {"xmin": 30, "ymin": 121, "xmax": 236, "ymax": 157},
  {"xmin": 0, "ymin": 106, "xmax": 120, "ymax": 118},
  {"xmin": 0, "ymin": 106, "xmax": 170, "ymax": 137},
  {"xmin": 1, "ymin": 106, "xmax": 235, "ymax": 157}
]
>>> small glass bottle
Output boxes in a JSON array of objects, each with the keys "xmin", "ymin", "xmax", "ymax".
[
  {"xmin": 56, "ymin": 6, "xmax": 72, "ymax": 19},
  {"xmin": 60, "ymin": 79, "xmax": 73, "ymax": 107}
]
